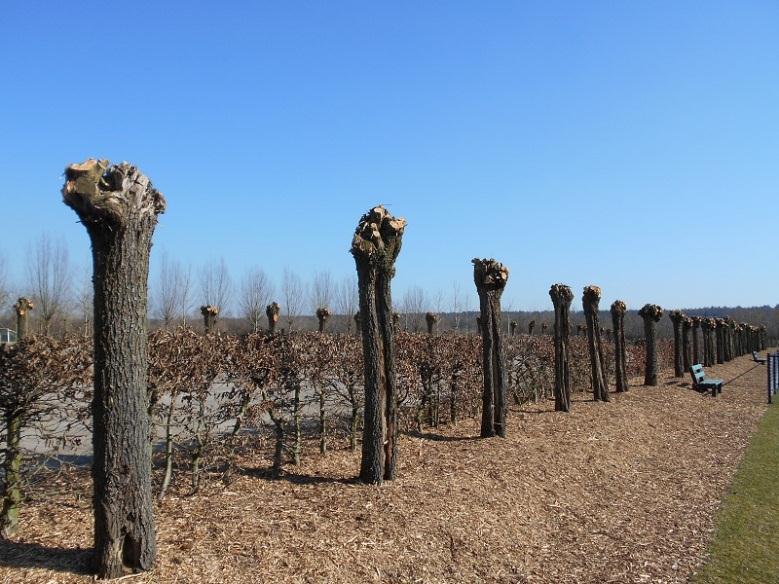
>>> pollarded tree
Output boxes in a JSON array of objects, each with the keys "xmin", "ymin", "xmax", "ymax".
[
  {"xmin": 715, "ymin": 318, "xmax": 725, "ymax": 364},
  {"xmin": 473, "ymin": 258, "xmax": 510, "ymax": 437},
  {"xmin": 13, "ymin": 298, "xmax": 33, "ymax": 340},
  {"xmin": 425, "ymin": 312, "xmax": 439, "ymax": 335},
  {"xmin": 266, "ymin": 301, "xmax": 280, "ymax": 334},
  {"xmin": 63, "ymin": 159, "xmax": 164, "ymax": 578},
  {"xmin": 351, "ymin": 205, "xmax": 406, "ymax": 484},
  {"xmin": 582, "ymin": 286, "xmax": 609, "ymax": 401},
  {"xmin": 691, "ymin": 317, "xmax": 702, "ymax": 364},
  {"xmin": 510, "ymin": 320, "xmax": 517, "ymax": 336},
  {"xmin": 549, "ymin": 284, "xmax": 573, "ymax": 411},
  {"xmin": 610, "ymin": 300, "xmax": 628, "ymax": 393},
  {"xmin": 701, "ymin": 318, "xmax": 715, "ymax": 367},
  {"xmin": 200, "ymin": 304, "xmax": 219, "ymax": 333},
  {"xmin": 528, "ymin": 320, "xmax": 536, "ymax": 336},
  {"xmin": 669, "ymin": 310, "xmax": 684, "ymax": 377},
  {"xmin": 316, "ymin": 307, "xmax": 331, "ymax": 332},
  {"xmin": 638, "ymin": 303, "xmax": 663, "ymax": 386},
  {"xmin": 682, "ymin": 317, "xmax": 692, "ymax": 371}
]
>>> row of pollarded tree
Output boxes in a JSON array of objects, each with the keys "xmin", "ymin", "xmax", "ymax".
[{"xmin": 50, "ymin": 159, "xmax": 768, "ymax": 579}]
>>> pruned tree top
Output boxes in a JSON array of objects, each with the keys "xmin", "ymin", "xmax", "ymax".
[
  {"xmin": 201, "ymin": 305, "xmax": 219, "ymax": 316},
  {"xmin": 582, "ymin": 285, "xmax": 602, "ymax": 314},
  {"xmin": 425, "ymin": 312, "xmax": 439, "ymax": 323},
  {"xmin": 472, "ymin": 258, "xmax": 509, "ymax": 291},
  {"xmin": 266, "ymin": 302, "xmax": 280, "ymax": 318},
  {"xmin": 62, "ymin": 159, "xmax": 166, "ymax": 225},
  {"xmin": 668, "ymin": 309, "xmax": 684, "ymax": 323},
  {"xmin": 13, "ymin": 297, "xmax": 33, "ymax": 315},
  {"xmin": 610, "ymin": 299, "xmax": 627, "ymax": 315},
  {"xmin": 350, "ymin": 205, "xmax": 406, "ymax": 269},
  {"xmin": 639, "ymin": 303, "xmax": 663, "ymax": 322},
  {"xmin": 549, "ymin": 283, "xmax": 574, "ymax": 304},
  {"xmin": 316, "ymin": 307, "xmax": 331, "ymax": 319}
]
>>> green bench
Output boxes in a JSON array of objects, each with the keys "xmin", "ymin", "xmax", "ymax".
[{"xmin": 689, "ymin": 364, "xmax": 724, "ymax": 396}]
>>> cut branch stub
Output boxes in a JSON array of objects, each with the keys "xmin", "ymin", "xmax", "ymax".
[
  {"xmin": 13, "ymin": 298, "xmax": 33, "ymax": 316},
  {"xmin": 351, "ymin": 205, "xmax": 406, "ymax": 271},
  {"xmin": 472, "ymin": 258, "xmax": 509, "ymax": 293},
  {"xmin": 63, "ymin": 159, "xmax": 166, "ymax": 225}
]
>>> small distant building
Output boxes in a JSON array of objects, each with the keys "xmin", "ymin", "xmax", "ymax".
[{"xmin": 0, "ymin": 328, "xmax": 17, "ymax": 344}]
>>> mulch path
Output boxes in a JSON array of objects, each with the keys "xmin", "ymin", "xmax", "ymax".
[{"xmin": 0, "ymin": 355, "xmax": 768, "ymax": 583}]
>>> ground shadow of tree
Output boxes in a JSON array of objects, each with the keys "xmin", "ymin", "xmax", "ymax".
[{"xmin": 0, "ymin": 540, "xmax": 91, "ymax": 575}]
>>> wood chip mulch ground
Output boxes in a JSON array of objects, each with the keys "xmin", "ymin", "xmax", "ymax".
[{"xmin": 0, "ymin": 355, "xmax": 769, "ymax": 583}]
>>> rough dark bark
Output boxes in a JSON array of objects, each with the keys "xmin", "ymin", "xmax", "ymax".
[
  {"xmin": 510, "ymin": 321, "xmax": 517, "ymax": 336},
  {"xmin": 200, "ymin": 305, "xmax": 218, "ymax": 333},
  {"xmin": 528, "ymin": 320, "xmax": 535, "ymax": 336},
  {"xmin": 0, "ymin": 298, "xmax": 35, "ymax": 537},
  {"xmin": 316, "ymin": 307, "xmax": 330, "ymax": 333},
  {"xmin": 265, "ymin": 302, "xmax": 280, "ymax": 334},
  {"xmin": 351, "ymin": 206, "xmax": 405, "ymax": 485},
  {"xmin": 691, "ymin": 317, "xmax": 701, "ymax": 364},
  {"xmin": 63, "ymin": 159, "xmax": 163, "ymax": 578},
  {"xmin": 473, "ymin": 258, "xmax": 509, "ymax": 437},
  {"xmin": 715, "ymin": 318, "xmax": 725, "ymax": 364},
  {"xmin": 549, "ymin": 284, "xmax": 573, "ymax": 411},
  {"xmin": 639, "ymin": 304, "xmax": 663, "ymax": 386},
  {"xmin": 425, "ymin": 312, "xmax": 439, "ymax": 335},
  {"xmin": 610, "ymin": 300, "xmax": 628, "ymax": 393},
  {"xmin": 669, "ymin": 310, "xmax": 684, "ymax": 377},
  {"xmin": 701, "ymin": 318, "xmax": 715, "ymax": 366},
  {"xmin": 682, "ymin": 317, "xmax": 692, "ymax": 372},
  {"xmin": 582, "ymin": 286, "xmax": 609, "ymax": 401}
]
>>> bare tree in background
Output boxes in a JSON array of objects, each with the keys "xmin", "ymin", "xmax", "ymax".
[
  {"xmin": 450, "ymin": 281, "xmax": 465, "ymax": 331},
  {"xmin": 76, "ymin": 266, "xmax": 93, "ymax": 337},
  {"xmin": 155, "ymin": 251, "xmax": 183, "ymax": 328},
  {"xmin": 240, "ymin": 267, "xmax": 274, "ymax": 332},
  {"xmin": 309, "ymin": 270, "xmax": 334, "ymax": 315},
  {"xmin": 179, "ymin": 264, "xmax": 194, "ymax": 326},
  {"xmin": 27, "ymin": 234, "xmax": 71, "ymax": 334},
  {"xmin": 282, "ymin": 268, "xmax": 305, "ymax": 331},
  {"xmin": 0, "ymin": 251, "xmax": 8, "ymax": 313},
  {"xmin": 335, "ymin": 276, "xmax": 358, "ymax": 332},
  {"xmin": 200, "ymin": 257, "xmax": 232, "ymax": 316},
  {"xmin": 401, "ymin": 286, "xmax": 426, "ymax": 332}
]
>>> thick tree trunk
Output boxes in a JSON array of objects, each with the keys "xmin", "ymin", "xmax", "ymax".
[
  {"xmin": 669, "ymin": 310, "xmax": 684, "ymax": 377},
  {"xmin": 63, "ymin": 159, "xmax": 163, "ymax": 578},
  {"xmin": 316, "ymin": 307, "xmax": 330, "ymax": 332},
  {"xmin": 425, "ymin": 312, "xmax": 438, "ymax": 335},
  {"xmin": 266, "ymin": 302, "xmax": 280, "ymax": 334},
  {"xmin": 351, "ymin": 206, "xmax": 405, "ymax": 485},
  {"xmin": 0, "ymin": 298, "xmax": 34, "ymax": 537},
  {"xmin": 473, "ymin": 258, "xmax": 509, "ymax": 437},
  {"xmin": 610, "ymin": 300, "xmax": 628, "ymax": 393},
  {"xmin": 682, "ymin": 317, "xmax": 692, "ymax": 372},
  {"xmin": 639, "ymin": 304, "xmax": 663, "ymax": 386},
  {"xmin": 200, "ymin": 305, "xmax": 218, "ymax": 333},
  {"xmin": 550, "ymin": 284, "xmax": 574, "ymax": 411},
  {"xmin": 715, "ymin": 318, "xmax": 725, "ymax": 364},
  {"xmin": 691, "ymin": 317, "xmax": 701, "ymax": 364},
  {"xmin": 583, "ymin": 286, "xmax": 609, "ymax": 401},
  {"xmin": 528, "ymin": 320, "xmax": 535, "ymax": 336}
]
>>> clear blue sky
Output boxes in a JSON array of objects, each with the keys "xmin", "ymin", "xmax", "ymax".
[{"xmin": 1, "ymin": 1, "xmax": 777, "ymax": 313}]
